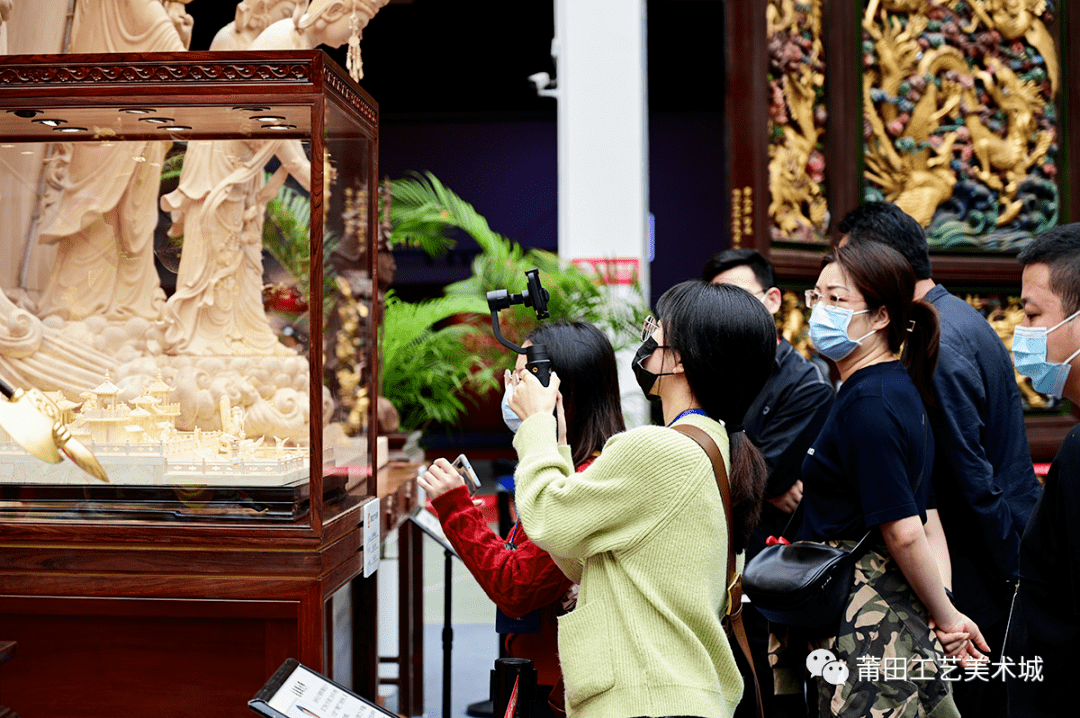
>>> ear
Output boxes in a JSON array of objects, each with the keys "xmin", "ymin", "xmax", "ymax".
[
  {"xmin": 870, "ymin": 304, "xmax": 890, "ymax": 332},
  {"xmin": 666, "ymin": 348, "xmax": 685, "ymax": 374},
  {"xmin": 762, "ymin": 287, "xmax": 783, "ymax": 316}
]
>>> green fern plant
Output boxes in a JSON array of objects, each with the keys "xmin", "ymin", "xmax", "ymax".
[
  {"xmin": 389, "ymin": 171, "xmax": 650, "ymax": 356},
  {"xmin": 382, "ymin": 290, "xmax": 500, "ymax": 431}
]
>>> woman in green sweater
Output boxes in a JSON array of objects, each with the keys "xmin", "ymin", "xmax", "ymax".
[{"xmin": 508, "ymin": 281, "xmax": 777, "ymax": 718}]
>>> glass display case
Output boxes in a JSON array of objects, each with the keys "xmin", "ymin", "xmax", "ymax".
[
  {"xmin": 0, "ymin": 51, "xmax": 385, "ymax": 717},
  {"xmin": 0, "ymin": 50, "xmax": 379, "ymax": 537}
]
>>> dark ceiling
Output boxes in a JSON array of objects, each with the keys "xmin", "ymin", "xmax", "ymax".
[{"xmin": 186, "ymin": 0, "xmax": 722, "ymax": 120}]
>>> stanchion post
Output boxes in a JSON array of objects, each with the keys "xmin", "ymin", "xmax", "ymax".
[{"xmin": 443, "ymin": 548, "xmax": 454, "ymax": 718}]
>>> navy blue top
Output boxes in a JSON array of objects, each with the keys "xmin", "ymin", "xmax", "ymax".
[
  {"xmin": 745, "ymin": 339, "xmax": 834, "ymax": 500},
  {"xmin": 800, "ymin": 361, "xmax": 933, "ymax": 542},
  {"xmin": 924, "ymin": 284, "xmax": 1040, "ymax": 626}
]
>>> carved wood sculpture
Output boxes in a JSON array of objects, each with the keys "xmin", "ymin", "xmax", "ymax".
[{"xmin": 860, "ymin": 0, "xmax": 1059, "ymax": 251}]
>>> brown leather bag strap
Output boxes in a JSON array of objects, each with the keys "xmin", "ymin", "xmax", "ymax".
[
  {"xmin": 672, "ymin": 423, "xmax": 764, "ymax": 718},
  {"xmin": 672, "ymin": 425, "xmax": 735, "ymax": 584}
]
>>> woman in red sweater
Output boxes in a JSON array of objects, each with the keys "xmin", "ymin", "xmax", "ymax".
[{"xmin": 419, "ymin": 322, "xmax": 625, "ymax": 715}]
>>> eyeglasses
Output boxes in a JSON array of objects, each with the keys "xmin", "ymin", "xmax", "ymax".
[
  {"xmin": 640, "ymin": 315, "xmax": 660, "ymax": 342},
  {"xmin": 804, "ymin": 289, "xmax": 854, "ymax": 310}
]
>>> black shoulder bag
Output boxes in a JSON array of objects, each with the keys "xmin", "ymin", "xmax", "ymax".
[{"xmin": 743, "ymin": 421, "xmax": 926, "ymax": 630}]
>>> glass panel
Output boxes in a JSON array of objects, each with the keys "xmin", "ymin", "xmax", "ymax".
[
  {"xmin": 0, "ymin": 104, "xmax": 311, "ymax": 142},
  {"xmin": 0, "ymin": 133, "xmax": 320, "ymax": 523},
  {"xmin": 321, "ymin": 98, "xmax": 376, "ymax": 511}
]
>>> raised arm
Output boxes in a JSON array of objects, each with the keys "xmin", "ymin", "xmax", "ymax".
[
  {"xmin": 513, "ymin": 414, "xmax": 698, "ymax": 562},
  {"xmin": 420, "ymin": 460, "xmax": 573, "ymax": 617}
]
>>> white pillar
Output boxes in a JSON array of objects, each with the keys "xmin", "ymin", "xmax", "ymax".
[{"xmin": 554, "ymin": 0, "xmax": 651, "ymax": 426}]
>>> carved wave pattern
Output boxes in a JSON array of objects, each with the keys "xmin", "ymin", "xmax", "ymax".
[
  {"xmin": 861, "ymin": 0, "xmax": 1060, "ymax": 253},
  {"xmin": 0, "ymin": 61, "xmax": 311, "ymax": 86}
]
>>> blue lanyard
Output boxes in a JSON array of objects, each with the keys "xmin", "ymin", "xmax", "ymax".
[
  {"xmin": 505, "ymin": 521, "xmax": 520, "ymax": 550},
  {"xmin": 667, "ymin": 408, "xmax": 708, "ymax": 426}
]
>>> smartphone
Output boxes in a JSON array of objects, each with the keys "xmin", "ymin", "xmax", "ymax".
[{"xmin": 451, "ymin": 453, "xmax": 481, "ymax": 495}]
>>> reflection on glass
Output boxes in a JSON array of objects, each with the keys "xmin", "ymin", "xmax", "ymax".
[{"xmin": 0, "ymin": 139, "xmax": 316, "ymax": 492}]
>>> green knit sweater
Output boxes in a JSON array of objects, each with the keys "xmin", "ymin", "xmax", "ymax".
[{"xmin": 514, "ymin": 412, "xmax": 743, "ymax": 718}]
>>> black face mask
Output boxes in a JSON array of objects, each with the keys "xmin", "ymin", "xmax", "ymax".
[{"xmin": 633, "ymin": 337, "xmax": 674, "ymax": 398}]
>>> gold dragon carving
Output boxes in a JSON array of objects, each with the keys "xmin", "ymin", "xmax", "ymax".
[{"xmin": 861, "ymin": 0, "xmax": 1057, "ymax": 229}]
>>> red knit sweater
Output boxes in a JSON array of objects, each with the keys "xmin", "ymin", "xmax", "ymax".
[{"xmin": 429, "ymin": 462, "xmax": 590, "ymax": 686}]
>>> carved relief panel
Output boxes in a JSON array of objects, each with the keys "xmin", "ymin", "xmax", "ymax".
[
  {"xmin": 861, "ymin": 0, "xmax": 1060, "ymax": 253},
  {"xmin": 767, "ymin": 0, "xmax": 830, "ymax": 244}
]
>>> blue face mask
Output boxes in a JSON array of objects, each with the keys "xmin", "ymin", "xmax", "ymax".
[
  {"xmin": 501, "ymin": 382, "xmax": 523, "ymax": 433},
  {"xmin": 808, "ymin": 303, "xmax": 874, "ymax": 361},
  {"xmin": 1012, "ymin": 309, "xmax": 1080, "ymax": 398}
]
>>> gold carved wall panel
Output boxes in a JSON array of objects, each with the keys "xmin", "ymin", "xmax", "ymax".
[
  {"xmin": 767, "ymin": 0, "xmax": 830, "ymax": 244},
  {"xmin": 861, "ymin": 0, "xmax": 1060, "ymax": 253}
]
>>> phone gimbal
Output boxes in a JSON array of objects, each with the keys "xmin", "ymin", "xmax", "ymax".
[{"xmin": 487, "ymin": 269, "xmax": 552, "ymax": 386}]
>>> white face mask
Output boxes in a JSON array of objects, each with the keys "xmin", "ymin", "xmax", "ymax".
[{"xmin": 501, "ymin": 382, "xmax": 523, "ymax": 433}]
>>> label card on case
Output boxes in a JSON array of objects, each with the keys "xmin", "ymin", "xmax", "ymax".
[{"xmin": 362, "ymin": 498, "xmax": 380, "ymax": 578}]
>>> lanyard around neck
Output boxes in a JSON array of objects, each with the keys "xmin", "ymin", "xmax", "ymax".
[{"xmin": 667, "ymin": 408, "xmax": 708, "ymax": 427}]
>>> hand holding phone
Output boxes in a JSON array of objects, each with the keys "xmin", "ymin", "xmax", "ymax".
[{"xmin": 452, "ymin": 454, "xmax": 481, "ymax": 495}]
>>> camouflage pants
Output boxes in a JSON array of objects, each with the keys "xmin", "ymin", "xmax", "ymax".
[{"xmin": 770, "ymin": 543, "xmax": 961, "ymax": 718}]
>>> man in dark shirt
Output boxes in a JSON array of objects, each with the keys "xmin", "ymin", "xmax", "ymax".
[
  {"xmin": 842, "ymin": 203, "xmax": 1040, "ymax": 717},
  {"xmin": 703, "ymin": 249, "xmax": 834, "ymax": 718},
  {"xmin": 1007, "ymin": 224, "xmax": 1080, "ymax": 717}
]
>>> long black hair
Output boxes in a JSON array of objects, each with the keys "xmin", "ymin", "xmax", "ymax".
[
  {"xmin": 655, "ymin": 281, "xmax": 776, "ymax": 550},
  {"xmin": 524, "ymin": 321, "xmax": 625, "ymax": 467}
]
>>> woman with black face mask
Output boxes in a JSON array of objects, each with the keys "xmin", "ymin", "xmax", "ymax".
[{"xmin": 507, "ymin": 281, "xmax": 776, "ymax": 718}]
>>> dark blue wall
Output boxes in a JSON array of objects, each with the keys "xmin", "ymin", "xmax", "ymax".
[
  {"xmin": 380, "ymin": 119, "xmax": 558, "ymax": 300},
  {"xmin": 382, "ymin": 111, "xmax": 726, "ymax": 310}
]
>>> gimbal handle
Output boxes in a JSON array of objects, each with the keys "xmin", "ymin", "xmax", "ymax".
[{"xmin": 486, "ymin": 269, "xmax": 553, "ymax": 387}]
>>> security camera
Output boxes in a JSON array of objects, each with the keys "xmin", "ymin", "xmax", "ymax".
[
  {"xmin": 528, "ymin": 71, "xmax": 558, "ymax": 99},
  {"xmin": 528, "ymin": 72, "xmax": 551, "ymax": 90}
]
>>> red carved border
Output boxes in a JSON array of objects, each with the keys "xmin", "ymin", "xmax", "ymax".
[
  {"xmin": 0, "ymin": 51, "xmax": 318, "ymax": 89},
  {"xmin": 324, "ymin": 69, "xmax": 378, "ymax": 127},
  {"xmin": 0, "ymin": 61, "xmax": 310, "ymax": 87}
]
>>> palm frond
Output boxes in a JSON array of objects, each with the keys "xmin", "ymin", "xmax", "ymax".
[
  {"xmin": 389, "ymin": 171, "xmax": 519, "ymax": 264},
  {"xmin": 161, "ymin": 151, "xmax": 185, "ymax": 182},
  {"xmin": 382, "ymin": 290, "xmax": 498, "ymax": 430},
  {"xmin": 382, "ymin": 171, "xmax": 654, "ymax": 427}
]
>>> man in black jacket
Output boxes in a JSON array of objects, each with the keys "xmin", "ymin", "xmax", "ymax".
[
  {"xmin": 704, "ymin": 249, "xmax": 834, "ymax": 718},
  {"xmin": 1006, "ymin": 223, "xmax": 1080, "ymax": 717}
]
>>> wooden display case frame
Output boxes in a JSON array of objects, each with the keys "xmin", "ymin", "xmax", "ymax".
[{"xmin": 0, "ymin": 51, "xmax": 391, "ymax": 718}]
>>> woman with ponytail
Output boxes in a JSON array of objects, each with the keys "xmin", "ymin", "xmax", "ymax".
[
  {"xmin": 508, "ymin": 281, "xmax": 775, "ymax": 718},
  {"xmin": 796, "ymin": 241, "xmax": 986, "ymax": 717}
]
